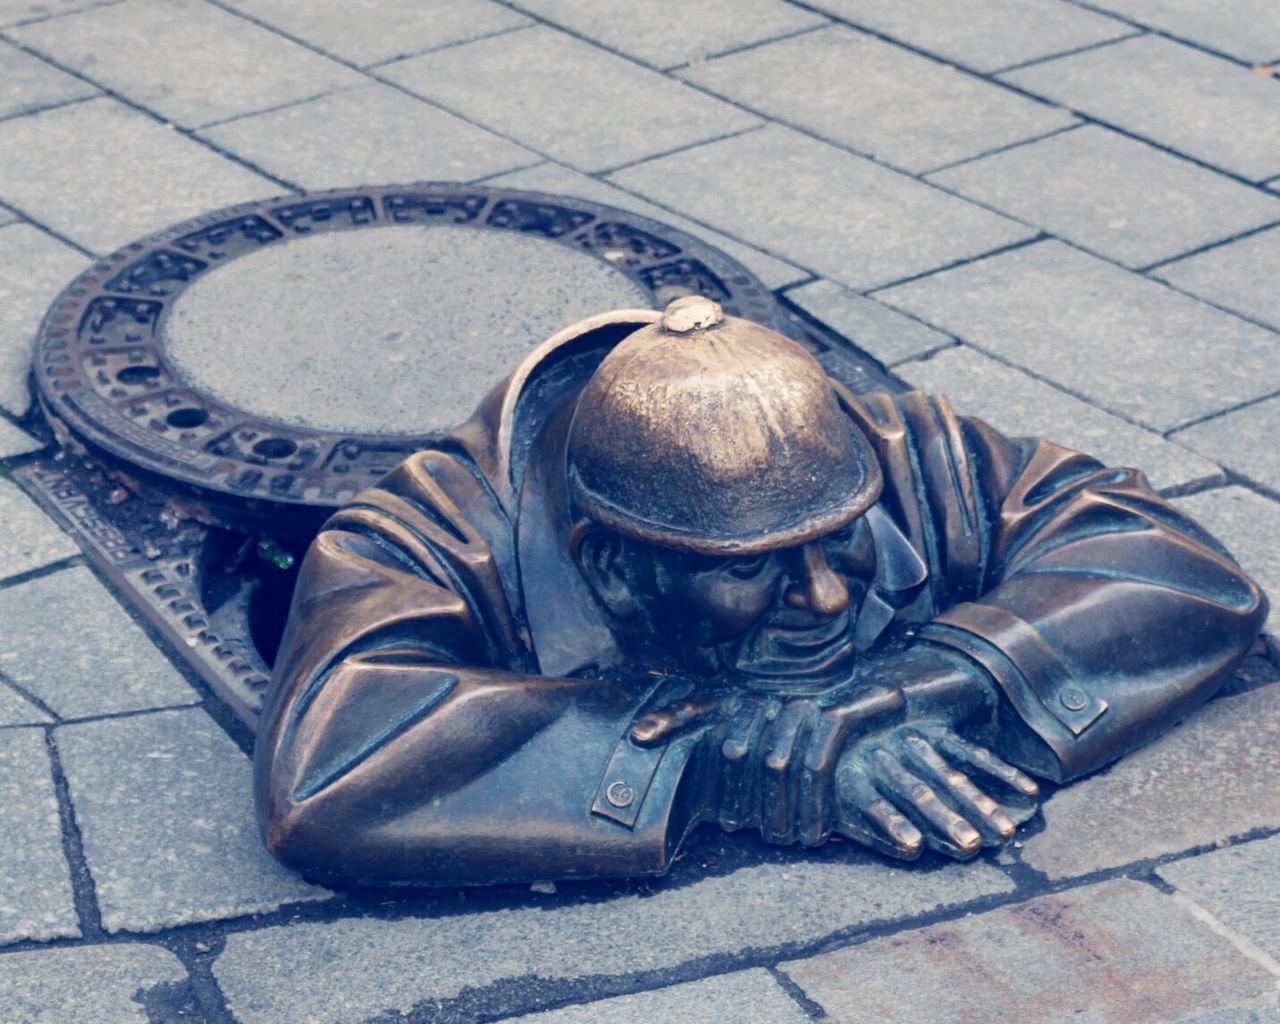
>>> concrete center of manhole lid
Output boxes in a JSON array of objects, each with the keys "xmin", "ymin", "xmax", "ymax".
[{"xmin": 163, "ymin": 224, "xmax": 653, "ymax": 436}]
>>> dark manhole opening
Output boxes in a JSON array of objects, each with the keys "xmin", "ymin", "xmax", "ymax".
[{"xmin": 17, "ymin": 184, "xmax": 897, "ymax": 728}]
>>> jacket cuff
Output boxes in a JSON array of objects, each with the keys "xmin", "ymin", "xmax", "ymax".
[{"xmin": 918, "ymin": 602, "xmax": 1110, "ymax": 781}]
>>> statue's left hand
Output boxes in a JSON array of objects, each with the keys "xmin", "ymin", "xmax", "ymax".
[{"xmin": 833, "ymin": 724, "xmax": 1039, "ymax": 860}]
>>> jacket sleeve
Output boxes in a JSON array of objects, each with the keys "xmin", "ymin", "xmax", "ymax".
[
  {"xmin": 848, "ymin": 391, "xmax": 1268, "ymax": 783},
  {"xmin": 253, "ymin": 449, "xmax": 701, "ymax": 887}
]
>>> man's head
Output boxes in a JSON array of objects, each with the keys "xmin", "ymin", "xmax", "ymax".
[{"xmin": 567, "ymin": 297, "xmax": 883, "ymax": 687}]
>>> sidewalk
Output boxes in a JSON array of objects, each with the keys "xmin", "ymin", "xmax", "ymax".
[{"xmin": 0, "ymin": 1, "xmax": 1278, "ymax": 1021}]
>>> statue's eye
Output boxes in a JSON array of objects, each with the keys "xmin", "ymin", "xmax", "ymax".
[
  {"xmin": 726, "ymin": 555, "xmax": 769, "ymax": 580},
  {"xmin": 828, "ymin": 523, "xmax": 857, "ymax": 547}
]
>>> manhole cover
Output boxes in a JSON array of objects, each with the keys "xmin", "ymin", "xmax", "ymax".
[{"xmin": 33, "ymin": 185, "xmax": 788, "ymax": 535}]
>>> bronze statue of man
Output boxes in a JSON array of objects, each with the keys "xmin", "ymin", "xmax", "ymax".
[{"xmin": 254, "ymin": 296, "xmax": 1267, "ymax": 886}]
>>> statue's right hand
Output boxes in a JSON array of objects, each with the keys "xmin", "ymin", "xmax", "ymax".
[{"xmin": 834, "ymin": 724, "xmax": 1039, "ymax": 860}]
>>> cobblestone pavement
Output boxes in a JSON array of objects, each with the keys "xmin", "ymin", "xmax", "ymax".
[{"xmin": 1, "ymin": 1, "xmax": 1279, "ymax": 1021}]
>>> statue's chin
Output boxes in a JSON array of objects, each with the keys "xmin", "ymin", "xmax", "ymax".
[{"xmin": 724, "ymin": 615, "xmax": 858, "ymax": 693}]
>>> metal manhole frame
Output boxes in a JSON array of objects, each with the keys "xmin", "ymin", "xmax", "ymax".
[{"xmin": 33, "ymin": 183, "xmax": 791, "ymax": 537}]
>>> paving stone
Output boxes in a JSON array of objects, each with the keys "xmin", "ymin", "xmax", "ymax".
[
  {"xmin": 487, "ymin": 161, "xmax": 808, "ymax": 289},
  {"xmin": 507, "ymin": 0, "xmax": 825, "ymax": 69},
  {"xmin": 611, "ymin": 125, "xmax": 1031, "ymax": 291},
  {"xmin": 877, "ymin": 240, "xmax": 1280, "ymax": 431},
  {"xmin": 378, "ymin": 26, "xmax": 759, "ymax": 173},
  {"xmin": 1019, "ymin": 683, "xmax": 1280, "ymax": 878},
  {"xmin": 0, "ymin": 728, "xmax": 78, "ymax": 944},
  {"xmin": 0, "ymin": 565, "xmax": 199, "ymax": 718},
  {"xmin": 0, "ymin": 40, "xmax": 97, "ymax": 120},
  {"xmin": 215, "ymin": 858, "xmax": 1013, "ymax": 1024},
  {"xmin": 0, "ymin": 476, "xmax": 79, "ymax": 580},
  {"xmin": 1156, "ymin": 225, "xmax": 1280, "ymax": 330},
  {"xmin": 0, "ymin": 680, "xmax": 50, "ymax": 725},
  {"xmin": 0, "ymin": 207, "xmax": 15, "ymax": 227},
  {"xmin": 200, "ymin": 84, "xmax": 536, "ymax": 191},
  {"xmin": 680, "ymin": 27, "xmax": 1075, "ymax": 175},
  {"xmin": 801, "ymin": 0, "xmax": 1133, "ymax": 72},
  {"xmin": 501, "ymin": 970, "xmax": 808, "ymax": 1024},
  {"xmin": 786, "ymin": 279, "xmax": 954, "ymax": 366},
  {"xmin": 163, "ymin": 225, "xmax": 651, "ymax": 436},
  {"xmin": 0, "ymin": 418, "xmax": 42, "ymax": 457},
  {"xmin": 57, "ymin": 707, "xmax": 328, "ymax": 933},
  {"xmin": 0, "ymin": 943, "xmax": 188, "ymax": 1023},
  {"xmin": 1081, "ymin": 0, "xmax": 1280, "ymax": 65},
  {"xmin": 1159, "ymin": 834, "xmax": 1280, "ymax": 962},
  {"xmin": 928, "ymin": 125, "xmax": 1280, "ymax": 268},
  {"xmin": 1173, "ymin": 398, "xmax": 1280, "ymax": 496},
  {"xmin": 1003, "ymin": 36, "xmax": 1280, "ymax": 182},
  {"xmin": 782, "ymin": 880, "xmax": 1279, "ymax": 1023},
  {"xmin": 897, "ymin": 346, "xmax": 1224, "ymax": 492},
  {"xmin": 0, "ymin": 223, "xmax": 88, "ymax": 416},
  {"xmin": 0, "ymin": 98, "xmax": 278, "ymax": 254},
  {"xmin": 221, "ymin": 0, "xmax": 529, "ymax": 67},
  {"xmin": 1175, "ymin": 488, "xmax": 1280, "ymax": 634},
  {"xmin": 10, "ymin": 0, "xmax": 363, "ymax": 130}
]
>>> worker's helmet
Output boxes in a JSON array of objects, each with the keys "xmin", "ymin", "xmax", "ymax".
[{"xmin": 566, "ymin": 296, "xmax": 882, "ymax": 555}]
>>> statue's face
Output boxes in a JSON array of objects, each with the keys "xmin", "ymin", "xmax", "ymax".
[{"xmin": 636, "ymin": 515, "xmax": 877, "ymax": 687}]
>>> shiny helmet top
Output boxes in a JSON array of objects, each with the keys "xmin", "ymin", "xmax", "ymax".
[{"xmin": 566, "ymin": 296, "xmax": 882, "ymax": 555}]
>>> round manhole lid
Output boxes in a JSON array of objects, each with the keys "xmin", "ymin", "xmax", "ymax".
[{"xmin": 34, "ymin": 185, "xmax": 788, "ymax": 532}]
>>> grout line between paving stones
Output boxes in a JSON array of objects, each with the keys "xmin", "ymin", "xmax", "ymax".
[
  {"xmin": 361, "ymin": 22, "xmax": 537, "ymax": 70},
  {"xmin": 1166, "ymin": 388, "xmax": 1280, "ymax": 437},
  {"xmin": 0, "ymin": 667, "xmax": 58, "ymax": 722},
  {"xmin": 0, "ymin": 92, "xmax": 100, "ymax": 128},
  {"xmin": 0, "ymin": 553, "xmax": 86, "ymax": 593},
  {"xmin": 766, "ymin": 965, "xmax": 829, "ymax": 1020},
  {"xmin": 43, "ymin": 727, "xmax": 105, "ymax": 940},
  {"xmin": 659, "ymin": 22, "xmax": 831, "ymax": 73},
  {"xmin": 151, "ymin": 932, "xmax": 239, "ymax": 1024},
  {"xmin": 0, "ymin": 211, "xmax": 97, "ymax": 259},
  {"xmin": 1139, "ymin": 218, "xmax": 1280, "ymax": 274},
  {"xmin": 594, "ymin": 123, "xmax": 766, "ymax": 176},
  {"xmin": 920, "ymin": 121, "xmax": 1085, "ymax": 177},
  {"xmin": 988, "ymin": 28, "xmax": 1147, "ymax": 75},
  {"xmin": 862, "ymin": 232, "xmax": 1048, "ymax": 295},
  {"xmin": 192, "ymin": 82, "xmax": 366, "ymax": 131}
]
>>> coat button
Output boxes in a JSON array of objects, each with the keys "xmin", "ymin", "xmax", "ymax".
[
  {"xmin": 606, "ymin": 780, "xmax": 635, "ymax": 808},
  {"xmin": 1060, "ymin": 687, "xmax": 1089, "ymax": 712}
]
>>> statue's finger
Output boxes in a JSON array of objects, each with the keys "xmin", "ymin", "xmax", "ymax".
[
  {"xmin": 930, "ymin": 731, "xmax": 1039, "ymax": 816},
  {"xmin": 899, "ymin": 730, "xmax": 1015, "ymax": 844},
  {"xmin": 797, "ymin": 714, "xmax": 845, "ymax": 847},
  {"xmin": 869, "ymin": 748, "xmax": 982, "ymax": 859},
  {"xmin": 631, "ymin": 697, "xmax": 721, "ymax": 746},
  {"xmin": 835, "ymin": 767, "xmax": 923, "ymax": 860},
  {"xmin": 718, "ymin": 697, "xmax": 770, "ymax": 831},
  {"xmin": 760, "ymin": 699, "xmax": 813, "ymax": 844}
]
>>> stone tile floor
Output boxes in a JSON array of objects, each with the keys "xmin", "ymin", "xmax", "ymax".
[{"xmin": 0, "ymin": 0, "xmax": 1277, "ymax": 1021}]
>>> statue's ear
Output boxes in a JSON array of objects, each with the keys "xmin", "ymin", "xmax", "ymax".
[{"xmin": 570, "ymin": 521, "xmax": 639, "ymax": 619}]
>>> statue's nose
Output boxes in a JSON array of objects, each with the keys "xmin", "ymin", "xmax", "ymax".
[{"xmin": 784, "ymin": 542, "xmax": 850, "ymax": 618}]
